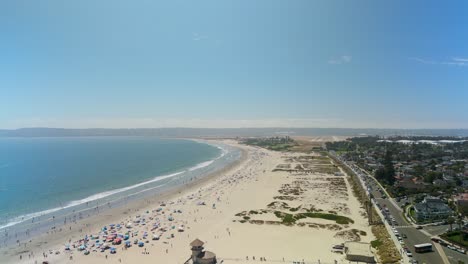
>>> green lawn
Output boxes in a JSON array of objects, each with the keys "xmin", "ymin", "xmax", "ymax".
[
  {"xmin": 408, "ymin": 206, "xmax": 418, "ymax": 222},
  {"xmin": 442, "ymin": 231, "xmax": 468, "ymax": 248}
]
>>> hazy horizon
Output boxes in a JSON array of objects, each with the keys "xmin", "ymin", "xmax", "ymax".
[
  {"xmin": 3, "ymin": 125, "xmax": 468, "ymax": 130},
  {"xmin": 2, "ymin": 118, "xmax": 468, "ymax": 130},
  {"xmin": 2, "ymin": 127, "xmax": 468, "ymax": 138}
]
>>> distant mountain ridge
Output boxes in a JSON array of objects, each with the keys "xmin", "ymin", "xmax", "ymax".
[{"xmin": 1, "ymin": 127, "xmax": 468, "ymax": 138}]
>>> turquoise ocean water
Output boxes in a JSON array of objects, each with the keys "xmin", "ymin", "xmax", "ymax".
[{"xmin": 0, "ymin": 137, "xmax": 236, "ymax": 233}]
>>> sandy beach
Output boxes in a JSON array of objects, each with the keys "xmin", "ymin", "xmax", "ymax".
[{"xmin": 3, "ymin": 140, "xmax": 375, "ymax": 264}]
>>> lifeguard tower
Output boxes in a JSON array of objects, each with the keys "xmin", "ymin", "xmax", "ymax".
[{"xmin": 186, "ymin": 238, "xmax": 217, "ymax": 264}]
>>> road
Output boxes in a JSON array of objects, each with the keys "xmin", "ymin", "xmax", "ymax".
[
  {"xmin": 374, "ymin": 196, "xmax": 445, "ymax": 264},
  {"xmin": 331, "ymin": 152, "xmax": 468, "ymax": 264},
  {"xmin": 357, "ymin": 165, "xmax": 468, "ymax": 264},
  {"xmin": 330, "ymin": 153, "xmax": 448, "ymax": 264},
  {"xmin": 423, "ymin": 225, "xmax": 468, "ymax": 264}
]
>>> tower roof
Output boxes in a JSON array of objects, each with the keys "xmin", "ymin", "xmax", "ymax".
[{"xmin": 190, "ymin": 238, "xmax": 204, "ymax": 247}]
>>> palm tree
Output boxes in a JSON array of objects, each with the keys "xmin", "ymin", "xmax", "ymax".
[
  {"xmin": 456, "ymin": 217, "xmax": 463, "ymax": 231},
  {"xmin": 447, "ymin": 216, "xmax": 455, "ymax": 232}
]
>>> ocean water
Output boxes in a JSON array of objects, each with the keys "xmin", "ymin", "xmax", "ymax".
[{"xmin": 0, "ymin": 137, "xmax": 236, "ymax": 233}]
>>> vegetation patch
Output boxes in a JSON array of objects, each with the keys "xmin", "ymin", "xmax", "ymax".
[
  {"xmin": 334, "ymin": 229, "xmax": 361, "ymax": 241},
  {"xmin": 297, "ymin": 212, "xmax": 353, "ymax": 225},
  {"xmin": 278, "ymin": 184, "xmax": 305, "ymax": 196},
  {"xmin": 241, "ymin": 137, "xmax": 296, "ymax": 152},
  {"xmin": 371, "ymin": 225, "xmax": 401, "ymax": 263},
  {"xmin": 289, "ymin": 206, "xmax": 301, "ymax": 212},
  {"xmin": 249, "ymin": 220, "xmax": 265, "ymax": 225},
  {"xmin": 274, "ymin": 210, "xmax": 353, "ymax": 225},
  {"xmin": 235, "ymin": 211, "xmax": 247, "ymax": 217},
  {"xmin": 273, "ymin": 195, "xmax": 296, "ymax": 201},
  {"xmin": 371, "ymin": 239, "xmax": 383, "ymax": 248},
  {"xmin": 267, "ymin": 201, "xmax": 290, "ymax": 210},
  {"xmin": 441, "ymin": 231, "xmax": 468, "ymax": 248}
]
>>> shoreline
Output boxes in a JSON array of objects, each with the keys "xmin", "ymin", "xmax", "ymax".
[
  {"xmin": 4, "ymin": 140, "xmax": 376, "ymax": 264},
  {"xmin": 0, "ymin": 139, "xmax": 246, "ymax": 263},
  {"xmin": 0, "ymin": 138, "xmax": 226, "ymax": 231}
]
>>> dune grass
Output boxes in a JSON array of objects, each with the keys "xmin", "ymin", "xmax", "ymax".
[{"xmin": 274, "ymin": 211, "xmax": 354, "ymax": 225}]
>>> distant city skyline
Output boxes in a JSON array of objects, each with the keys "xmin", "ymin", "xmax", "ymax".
[{"xmin": 1, "ymin": 1, "xmax": 468, "ymax": 129}]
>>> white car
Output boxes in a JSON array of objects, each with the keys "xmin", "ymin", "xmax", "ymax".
[{"xmin": 406, "ymin": 251, "xmax": 413, "ymax": 257}]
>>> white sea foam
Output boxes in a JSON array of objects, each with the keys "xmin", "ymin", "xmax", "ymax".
[
  {"xmin": 0, "ymin": 142, "xmax": 232, "ymax": 231},
  {"xmin": 188, "ymin": 143, "xmax": 228, "ymax": 172},
  {"xmin": 189, "ymin": 160, "xmax": 214, "ymax": 171},
  {"xmin": 0, "ymin": 171, "xmax": 184, "ymax": 230}
]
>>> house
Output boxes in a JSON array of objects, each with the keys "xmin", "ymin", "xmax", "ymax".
[
  {"xmin": 462, "ymin": 180, "xmax": 468, "ymax": 188},
  {"xmin": 433, "ymin": 179, "xmax": 449, "ymax": 187},
  {"xmin": 397, "ymin": 177, "xmax": 426, "ymax": 191},
  {"xmin": 413, "ymin": 196, "xmax": 452, "ymax": 223},
  {"xmin": 454, "ymin": 193, "xmax": 468, "ymax": 213},
  {"xmin": 443, "ymin": 174, "xmax": 456, "ymax": 184}
]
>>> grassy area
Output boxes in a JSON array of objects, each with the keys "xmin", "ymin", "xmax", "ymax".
[
  {"xmin": 312, "ymin": 165, "xmax": 341, "ymax": 174},
  {"xmin": 288, "ymin": 139, "xmax": 324, "ymax": 153},
  {"xmin": 269, "ymin": 143, "xmax": 296, "ymax": 151},
  {"xmin": 372, "ymin": 225, "xmax": 402, "ymax": 263},
  {"xmin": 401, "ymin": 204, "xmax": 412, "ymax": 224},
  {"xmin": 408, "ymin": 206, "xmax": 417, "ymax": 222},
  {"xmin": 442, "ymin": 231, "xmax": 468, "ymax": 248},
  {"xmin": 274, "ymin": 211, "xmax": 354, "ymax": 225},
  {"xmin": 241, "ymin": 137, "xmax": 297, "ymax": 151},
  {"xmin": 371, "ymin": 239, "xmax": 383, "ymax": 248}
]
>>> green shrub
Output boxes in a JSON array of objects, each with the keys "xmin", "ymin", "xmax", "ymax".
[{"xmin": 371, "ymin": 239, "xmax": 383, "ymax": 248}]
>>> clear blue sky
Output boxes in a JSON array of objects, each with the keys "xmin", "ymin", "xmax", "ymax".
[{"xmin": 1, "ymin": 0, "xmax": 468, "ymax": 129}]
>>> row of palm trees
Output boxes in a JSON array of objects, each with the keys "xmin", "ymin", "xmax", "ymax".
[{"xmin": 447, "ymin": 215, "xmax": 464, "ymax": 232}]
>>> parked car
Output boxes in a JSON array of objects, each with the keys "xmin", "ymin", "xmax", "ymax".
[{"xmin": 447, "ymin": 245, "xmax": 456, "ymax": 250}]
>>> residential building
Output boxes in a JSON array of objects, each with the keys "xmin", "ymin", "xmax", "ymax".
[{"xmin": 413, "ymin": 196, "xmax": 452, "ymax": 223}]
